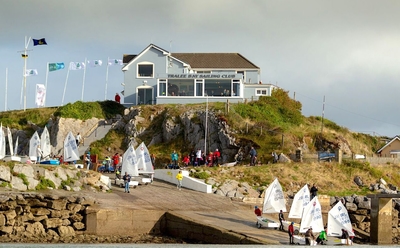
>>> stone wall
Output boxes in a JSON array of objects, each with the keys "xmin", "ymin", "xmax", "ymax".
[{"xmin": 0, "ymin": 193, "xmax": 95, "ymax": 242}]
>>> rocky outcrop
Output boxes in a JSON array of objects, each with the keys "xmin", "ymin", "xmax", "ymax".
[
  {"xmin": 114, "ymin": 107, "xmax": 243, "ymax": 163},
  {"xmin": 0, "ymin": 164, "xmax": 110, "ymax": 192},
  {"xmin": 7, "ymin": 117, "xmax": 102, "ymax": 158}
]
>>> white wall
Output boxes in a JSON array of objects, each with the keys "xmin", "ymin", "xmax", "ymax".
[{"xmin": 154, "ymin": 169, "xmax": 212, "ymax": 193}]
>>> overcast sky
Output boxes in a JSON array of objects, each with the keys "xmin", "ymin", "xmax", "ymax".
[{"xmin": 1, "ymin": 0, "xmax": 400, "ymax": 137}]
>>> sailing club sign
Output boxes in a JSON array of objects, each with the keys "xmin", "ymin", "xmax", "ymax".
[{"xmin": 167, "ymin": 74, "xmax": 237, "ymax": 79}]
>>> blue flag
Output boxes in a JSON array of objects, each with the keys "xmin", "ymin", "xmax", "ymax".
[
  {"xmin": 33, "ymin": 38, "xmax": 47, "ymax": 46},
  {"xmin": 48, "ymin": 63, "xmax": 65, "ymax": 72}
]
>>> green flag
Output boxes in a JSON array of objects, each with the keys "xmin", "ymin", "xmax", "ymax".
[{"xmin": 49, "ymin": 63, "xmax": 65, "ymax": 72}]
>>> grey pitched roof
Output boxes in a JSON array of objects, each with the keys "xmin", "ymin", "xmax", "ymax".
[{"xmin": 171, "ymin": 53, "xmax": 259, "ymax": 69}]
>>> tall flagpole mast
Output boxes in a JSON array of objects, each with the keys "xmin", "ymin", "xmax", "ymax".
[
  {"xmin": 22, "ymin": 36, "xmax": 31, "ymax": 111},
  {"xmin": 81, "ymin": 58, "xmax": 87, "ymax": 101},
  {"xmin": 44, "ymin": 62, "xmax": 49, "ymax": 107},
  {"xmin": 105, "ymin": 57, "xmax": 109, "ymax": 100},
  {"xmin": 62, "ymin": 65, "xmax": 71, "ymax": 106},
  {"xmin": 20, "ymin": 67, "xmax": 24, "ymax": 109},
  {"xmin": 5, "ymin": 68, "xmax": 7, "ymax": 111},
  {"xmin": 205, "ymin": 95, "xmax": 208, "ymax": 155}
]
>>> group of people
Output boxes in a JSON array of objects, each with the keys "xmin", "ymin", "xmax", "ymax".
[
  {"xmin": 169, "ymin": 148, "xmax": 221, "ymax": 168},
  {"xmin": 254, "ymin": 205, "xmax": 354, "ymax": 245}
]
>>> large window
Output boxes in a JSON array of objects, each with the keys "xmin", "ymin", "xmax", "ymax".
[
  {"xmin": 204, "ymin": 79, "xmax": 232, "ymax": 96},
  {"xmin": 168, "ymin": 79, "xmax": 194, "ymax": 96},
  {"xmin": 138, "ymin": 63, "xmax": 154, "ymax": 78}
]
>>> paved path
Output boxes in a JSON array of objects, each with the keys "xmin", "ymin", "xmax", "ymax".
[
  {"xmin": 93, "ymin": 176, "xmax": 291, "ymax": 245},
  {"xmin": 78, "ymin": 123, "xmax": 112, "ymax": 156}
]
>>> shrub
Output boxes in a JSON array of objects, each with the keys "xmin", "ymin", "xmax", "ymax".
[{"xmin": 36, "ymin": 177, "xmax": 56, "ymax": 190}]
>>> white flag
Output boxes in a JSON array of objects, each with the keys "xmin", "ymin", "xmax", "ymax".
[
  {"xmin": 108, "ymin": 58, "xmax": 123, "ymax": 66},
  {"xmin": 25, "ymin": 69, "xmax": 38, "ymax": 76},
  {"xmin": 88, "ymin": 60, "xmax": 103, "ymax": 67},
  {"xmin": 35, "ymin": 84, "xmax": 46, "ymax": 107},
  {"xmin": 69, "ymin": 62, "xmax": 85, "ymax": 70}
]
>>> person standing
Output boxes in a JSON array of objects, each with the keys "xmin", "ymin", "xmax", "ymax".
[
  {"xmin": 310, "ymin": 184, "xmax": 318, "ymax": 199},
  {"xmin": 76, "ymin": 132, "xmax": 82, "ymax": 147},
  {"xmin": 213, "ymin": 148, "xmax": 221, "ymax": 166},
  {"xmin": 254, "ymin": 206, "xmax": 262, "ymax": 216},
  {"xmin": 195, "ymin": 149, "xmax": 202, "ymax": 166},
  {"xmin": 112, "ymin": 153, "xmax": 119, "ymax": 170},
  {"xmin": 123, "ymin": 172, "xmax": 131, "ymax": 193},
  {"xmin": 176, "ymin": 171, "xmax": 183, "ymax": 190},
  {"xmin": 171, "ymin": 150, "xmax": 178, "ymax": 168},
  {"xmin": 249, "ymin": 146, "xmax": 257, "ymax": 166},
  {"xmin": 288, "ymin": 222, "xmax": 295, "ymax": 244},
  {"xmin": 36, "ymin": 145, "xmax": 43, "ymax": 164},
  {"xmin": 279, "ymin": 209, "xmax": 285, "ymax": 231},
  {"xmin": 115, "ymin": 93, "xmax": 121, "ymax": 103}
]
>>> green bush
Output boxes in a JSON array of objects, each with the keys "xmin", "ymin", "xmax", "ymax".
[
  {"xmin": 192, "ymin": 171, "xmax": 210, "ymax": 180},
  {"xmin": 36, "ymin": 177, "xmax": 56, "ymax": 190}
]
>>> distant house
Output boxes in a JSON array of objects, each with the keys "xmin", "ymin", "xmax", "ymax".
[
  {"xmin": 121, "ymin": 44, "xmax": 277, "ymax": 105},
  {"xmin": 376, "ymin": 136, "xmax": 400, "ymax": 157}
]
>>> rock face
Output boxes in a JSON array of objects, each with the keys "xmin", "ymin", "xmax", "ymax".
[
  {"xmin": 115, "ymin": 107, "xmax": 244, "ymax": 164},
  {"xmin": 0, "ymin": 193, "xmax": 94, "ymax": 242},
  {"xmin": 8, "ymin": 117, "xmax": 101, "ymax": 158}
]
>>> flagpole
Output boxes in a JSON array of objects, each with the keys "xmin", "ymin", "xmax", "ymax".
[
  {"xmin": 5, "ymin": 68, "xmax": 7, "ymax": 111},
  {"xmin": 105, "ymin": 57, "xmax": 109, "ymax": 100},
  {"xmin": 23, "ymin": 36, "xmax": 31, "ymax": 111},
  {"xmin": 62, "ymin": 66, "xmax": 70, "ymax": 106},
  {"xmin": 44, "ymin": 62, "xmax": 49, "ymax": 107},
  {"xmin": 81, "ymin": 58, "xmax": 87, "ymax": 101},
  {"xmin": 20, "ymin": 67, "xmax": 24, "ymax": 109}
]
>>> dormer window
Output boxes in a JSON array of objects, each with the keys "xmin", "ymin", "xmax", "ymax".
[{"xmin": 138, "ymin": 63, "xmax": 154, "ymax": 78}]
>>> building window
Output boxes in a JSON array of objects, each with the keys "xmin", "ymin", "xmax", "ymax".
[
  {"xmin": 255, "ymin": 89, "xmax": 268, "ymax": 96},
  {"xmin": 196, "ymin": 71, "xmax": 211, "ymax": 74},
  {"xmin": 138, "ymin": 63, "xmax": 154, "ymax": 78},
  {"xmin": 159, "ymin": 80, "xmax": 167, "ymax": 96}
]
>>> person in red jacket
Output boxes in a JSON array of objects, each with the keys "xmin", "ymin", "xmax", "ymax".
[
  {"xmin": 206, "ymin": 152, "xmax": 213, "ymax": 166},
  {"xmin": 182, "ymin": 155, "xmax": 190, "ymax": 166},
  {"xmin": 213, "ymin": 149, "xmax": 221, "ymax": 166},
  {"xmin": 112, "ymin": 153, "xmax": 119, "ymax": 170},
  {"xmin": 254, "ymin": 206, "xmax": 262, "ymax": 216},
  {"xmin": 288, "ymin": 222, "xmax": 295, "ymax": 244},
  {"xmin": 115, "ymin": 93, "xmax": 121, "ymax": 103}
]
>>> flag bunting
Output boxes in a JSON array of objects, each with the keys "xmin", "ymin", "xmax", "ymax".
[{"xmin": 88, "ymin": 60, "xmax": 103, "ymax": 67}]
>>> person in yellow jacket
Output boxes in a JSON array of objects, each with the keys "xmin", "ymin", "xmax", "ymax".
[{"xmin": 176, "ymin": 171, "xmax": 183, "ymax": 190}]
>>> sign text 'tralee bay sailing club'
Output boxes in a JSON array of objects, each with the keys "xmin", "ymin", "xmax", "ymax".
[{"xmin": 167, "ymin": 74, "xmax": 237, "ymax": 79}]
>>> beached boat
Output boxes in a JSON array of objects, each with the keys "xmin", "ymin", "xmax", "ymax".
[
  {"xmin": 255, "ymin": 178, "xmax": 286, "ymax": 229},
  {"xmin": 115, "ymin": 144, "xmax": 139, "ymax": 188},
  {"xmin": 288, "ymin": 184, "xmax": 310, "ymax": 219},
  {"xmin": 5, "ymin": 127, "xmax": 21, "ymax": 162},
  {"xmin": 63, "ymin": 131, "xmax": 79, "ymax": 163},
  {"xmin": 299, "ymin": 196, "xmax": 324, "ymax": 233},
  {"xmin": 29, "ymin": 131, "xmax": 40, "ymax": 162},
  {"xmin": 135, "ymin": 142, "xmax": 154, "ymax": 184},
  {"xmin": 0, "ymin": 124, "xmax": 5, "ymax": 160}
]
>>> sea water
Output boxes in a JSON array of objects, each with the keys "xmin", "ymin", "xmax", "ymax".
[{"xmin": 0, "ymin": 244, "xmax": 379, "ymax": 248}]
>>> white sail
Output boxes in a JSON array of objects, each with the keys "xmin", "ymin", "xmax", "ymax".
[
  {"xmin": 29, "ymin": 131, "xmax": 41, "ymax": 161},
  {"xmin": 288, "ymin": 184, "xmax": 310, "ymax": 218},
  {"xmin": 40, "ymin": 126, "xmax": 51, "ymax": 159},
  {"xmin": 14, "ymin": 136, "xmax": 19, "ymax": 155},
  {"xmin": 262, "ymin": 178, "xmax": 287, "ymax": 213},
  {"xmin": 7, "ymin": 127, "xmax": 14, "ymax": 156},
  {"xmin": 327, "ymin": 201, "xmax": 355, "ymax": 237},
  {"xmin": 63, "ymin": 131, "xmax": 79, "ymax": 162},
  {"xmin": 0, "ymin": 124, "xmax": 5, "ymax": 159},
  {"xmin": 299, "ymin": 196, "xmax": 324, "ymax": 233},
  {"xmin": 121, "ymin": 145, "xmax": 139, "ymax": 177},
  {"xmin": 135, "ymin": 142, "xmax": 154, "ymax": 173}
]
